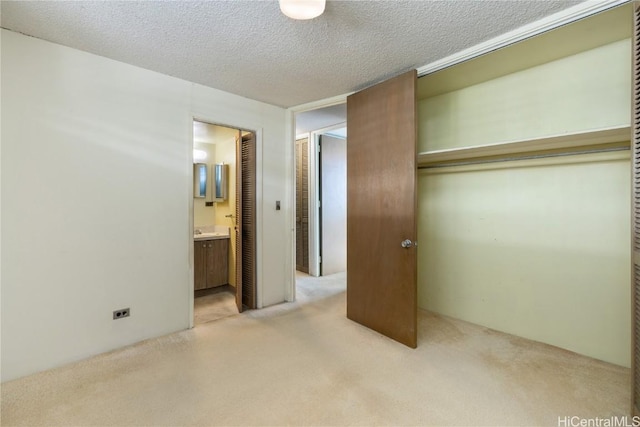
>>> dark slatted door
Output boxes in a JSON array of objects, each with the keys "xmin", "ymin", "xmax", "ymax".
[
  {"xmin": 346, "ymin": 70, "xmax": 418, "ymax": 348},
  {"xmin": 240, "ymin": 132, "xmax": 256, "ymax": 309},
  {"xmin": 235, "ymin": 132, "xmax": 243, "ymax": 312},
  {"xmin": 632, "ymin": 1, "xmax": 640, "ymax": 416},
  {"xmin": 296, "ymin": 137, "xmax": 310, "ymax": 273}
]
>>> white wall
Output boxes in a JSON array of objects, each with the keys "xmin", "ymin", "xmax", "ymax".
[{"xmin": 1, "ymin": 29, "xmax": 291, "ymax": 381}]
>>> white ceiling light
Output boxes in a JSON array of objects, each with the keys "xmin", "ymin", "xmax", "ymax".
[
  {"xmin": 193, "ymin": 149, "xmax": 207, "ymax": 162},
  {"xmin": 279, "ymin": 0, "xmax": 325, "ymax": 20}
]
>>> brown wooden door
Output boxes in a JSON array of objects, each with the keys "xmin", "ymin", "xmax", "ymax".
[
  {"xmin": 346, "ymin": 70, "xmax": 418, "ymax": 348},
  {"xmin": 296, "ymin": 137, "xmax": 310, "ymax": 273},
  {"xmin": 632, "ymin": 0, "xmax": 640, "ymax": 416}
]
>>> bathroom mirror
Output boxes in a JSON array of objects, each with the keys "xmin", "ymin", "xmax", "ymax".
[
  {"xmin": 194, "ymin": 163, "xmax": 207, "ymax": 198},
  {"xmin": 214, "ymin": 164, "xmax": 228, "ymax": 202}
]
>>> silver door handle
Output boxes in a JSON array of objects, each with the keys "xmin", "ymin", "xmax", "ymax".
[{"xmin": 401, "ymin": 239, "xmax": 413, "ymax": 248}]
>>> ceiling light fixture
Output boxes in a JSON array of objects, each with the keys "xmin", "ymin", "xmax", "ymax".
[
  {"xmin": 193, "ymin": 149, "xmax": 207, "ymax": 162},
  {"xmin": 279, "ymin": 0, "xmax": 325, "ymax": 20}
]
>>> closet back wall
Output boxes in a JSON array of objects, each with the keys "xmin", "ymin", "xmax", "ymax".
[{"xmin": 417, "ymin": 39, "xmax": 631, "ymax": 367}]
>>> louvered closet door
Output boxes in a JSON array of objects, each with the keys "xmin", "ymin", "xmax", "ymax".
[
  {"xmin": 632, "ymin": 1, "xmax": 640, "ymax": 416},
  {"xmin": 296, "ymin": 137, "xmax": 310, "ymax": 273},
  {"xmin": 240, "ymin": 133, "xmax": 256, "ymax": 309},
  {"xmin": 235, "ymin": 133, "xmax": 243, "ymax": 312}
]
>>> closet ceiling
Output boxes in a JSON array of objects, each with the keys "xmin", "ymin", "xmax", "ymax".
[{"xmin": 1, "ymin": 0, "xmax": 584, "ymax": 108}]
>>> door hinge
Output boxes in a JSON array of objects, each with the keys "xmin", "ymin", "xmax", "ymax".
[
  {"xmin": 319, "ymin": 255, "xmax": 322, "ymax": 263},
  {"xmin": 317, "ymin": 144, "xmax": 321, "ymax": 153}
]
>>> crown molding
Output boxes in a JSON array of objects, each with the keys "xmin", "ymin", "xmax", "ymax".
[{"xmin": 417, "ymin": 0, "xmax": 630, "ymax": 77}]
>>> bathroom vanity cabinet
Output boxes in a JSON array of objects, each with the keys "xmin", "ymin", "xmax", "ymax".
[{"xmin": 194, "ymin": 238, "xmax": 229, "ymax": 290}]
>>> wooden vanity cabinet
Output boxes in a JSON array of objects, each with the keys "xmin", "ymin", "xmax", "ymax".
[{"xmin": 194, "ymin": 238, "xmax": 229, "ymax": 290}]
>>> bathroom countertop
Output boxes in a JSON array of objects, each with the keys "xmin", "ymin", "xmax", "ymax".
[
  {"xmin": 194, "ymin": 225, "xmax": 230, "ymax": 241},
  {"xmin": 194, "ymin": 232, "xmax": 229, "ymax": 241}
]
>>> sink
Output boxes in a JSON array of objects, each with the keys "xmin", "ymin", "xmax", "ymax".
[
  {"xmin": 194, "ymin": 226, "xmax": 231, "ymax": 240},
  {"xmin": 194, "ymin": 231, "xmax": 229, "ymax": 240}
]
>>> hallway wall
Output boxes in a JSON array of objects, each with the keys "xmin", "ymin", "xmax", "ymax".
[{"xmin": 320, "ymin": 135, "xmax": 346, "ymax": 275}]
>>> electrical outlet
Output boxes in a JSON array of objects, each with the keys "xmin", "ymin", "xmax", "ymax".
[{"xmin": 113, "ymin": 308, "xmax": 130, "ymax": 320}]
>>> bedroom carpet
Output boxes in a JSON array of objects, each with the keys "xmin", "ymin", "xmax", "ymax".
[{"xmin": 1, "ymin": 272, "xmax": 629, "ymax": 426}]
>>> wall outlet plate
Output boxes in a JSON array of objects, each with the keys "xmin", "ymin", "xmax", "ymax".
[{"xmin": 113, "ymin": 308, "xmax": 130, "ymax": 320}]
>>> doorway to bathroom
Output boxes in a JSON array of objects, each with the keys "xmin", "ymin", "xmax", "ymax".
[{"xmin": 192, "ymin": 120, "xmax": 256, "ymax": 325}]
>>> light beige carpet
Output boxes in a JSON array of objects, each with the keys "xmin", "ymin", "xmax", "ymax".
[{"xmin": 1, "ymin": 271, "xmax": 630, "ymax": 426}]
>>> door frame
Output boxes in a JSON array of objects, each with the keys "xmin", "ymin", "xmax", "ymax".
[
  {"xmin": 288, "ymin": 95, "xmax": 350, "ymax": 299},
  {"xmin": 309, "ymin": 122, "xmax": 347, "ymax": 277},
  {"xmin": 188, "ymin": 115, "xmax": 264, "ymax": 328}
]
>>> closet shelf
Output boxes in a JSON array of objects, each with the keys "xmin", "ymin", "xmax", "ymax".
[{"xmin": 417, "ymin": 125, "xmax": 631, "ymax": 167}]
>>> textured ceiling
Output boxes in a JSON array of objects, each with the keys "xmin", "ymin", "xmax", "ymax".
[{"xmin": 1, "ymin": 0, "xmax": 584, "ymax": 108}]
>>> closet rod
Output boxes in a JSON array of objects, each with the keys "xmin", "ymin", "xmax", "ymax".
[{"xmin": 418, "ymin": 145, "xmax": 629, "ymax": 170}]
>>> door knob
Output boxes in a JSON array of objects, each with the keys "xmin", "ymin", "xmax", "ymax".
[{"xmin": 401, "ymin": 239, "xmax": 413, "ymax": 248}]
